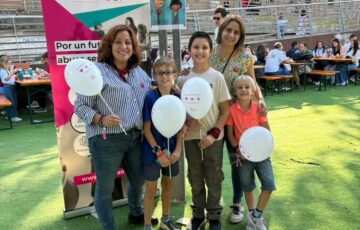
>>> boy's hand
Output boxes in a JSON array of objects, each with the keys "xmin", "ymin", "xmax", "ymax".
[
  {"xmin": 169, "ymin": 151, "xmax": 180, "ymax": 164},
  {"xmin": 186, "ymin": 119, "xmax": 201, "ymax": 131},
  {"xmin": 199, "ymin": 135, "xmax": 215, "ymax": 150},
  {"xmin": 158, "ymin": 154, "xmax": 170, "ymax": 168},
  {"xmin": 179, "ymin": 67, "xmax": 190, "ymax": 76}
]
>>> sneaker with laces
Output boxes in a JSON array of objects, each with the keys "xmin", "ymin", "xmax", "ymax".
[
  {"xmin": 34, "ymin": 108, "xmax": 47, "ymax": 113},
  {"xmin": 26, "ymin": 100, "xmax": 40, "ymax": 109},
  {"xmin": 209, "ymin": 219, "xmax": 222, "ymax": 230},
  {"xmin": 11, "ymin": 117, "xmax": 22, "ymax": 122},
  {"xmin": 160, "ymin": 216, "xmax": 179, "ymax": 230},
  {"xmin": 229, "ymin": 204, "xmax": 244, "ymax": 223},
  {"xmin": 246, "ymin": 212, "xmax": 266, "ymax": 230},
  {"xmin": 186, "ymin": 217, "xmax": 206, "ymax": 230}
]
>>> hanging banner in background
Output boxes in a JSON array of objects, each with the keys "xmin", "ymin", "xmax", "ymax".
[
  {"xmin": 150, "ymin": 0, "xmax": 186, "ymax": 30},
  {"xmin": 41, "ymin": 0, "xmax": 150, "ymax": 218}
]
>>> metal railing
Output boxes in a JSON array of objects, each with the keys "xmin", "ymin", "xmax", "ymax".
[
  {"xmin": 185, "ymin": 0, "xmax": 360, "ymax": 41},
  {"xmin": 0, "ymin": 0, "xmax": 359, "ymax": 62}
]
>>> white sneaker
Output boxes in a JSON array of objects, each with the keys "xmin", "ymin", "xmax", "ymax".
[
  {"xmin": 11, "ymin": 117, "xmax": 22, "ymax": 122},
  {"xmin": 229, "ymin": 204, "xmax": 244, "ymax": 223},
  {"xmin": 26, "ymin": 100, "xmax": 40, "ymax": 109},
  {"xmin": 246, "ymin": 212, "xmax": 266, "ymax": 230},
  {"xmin": 314, "ymin": 81, "xmax": 320, "ymax": 86}
]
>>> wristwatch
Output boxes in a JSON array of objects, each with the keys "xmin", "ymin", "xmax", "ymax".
[{"xmin": 152, "ymin": 145, "xmax": 161, "ymax": 154}]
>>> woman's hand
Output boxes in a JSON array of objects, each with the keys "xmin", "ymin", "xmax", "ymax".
[
  {"xmin": 257, "ymin": 99, "xmax": 267, "ymax": 116},
  {"xmin": 179, "ymin": 67, "xmax": 190, "ymax": 76},
  {"xmin": 158, "ymin": 154, "xmax": 170, "ymax": 167},
  {"xmin": 199, "ymin": 135, "xmax": 215, "ymax": 150},
  {"xmin": 102, "ymin": 115, "xmax": 121, "ymax": 127},
  {"xmin": 186, "ymin": 119, "xmax": 201, "ymax": 132}
]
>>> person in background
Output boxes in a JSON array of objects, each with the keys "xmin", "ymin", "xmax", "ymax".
[
  {"xmin": 324, "ymin": 38, "xmax": 346, "ymax": 85},
  {"xmin": 0, "ymin": 54, "xmax": 22, "ymax": 122},
  {"xmin": 291, "ymin": 42, "xmax": 314, "ymax": 88},
  {"xmin": 226, "ymin": 75, "xmax": 275, "ymax": 230},
  {"xmin": 286, "ymin": 41, "xmax": 299, "ymax": 59},
  {"xmin": 213, "ymin": 7, "xmax": 227, "ymax": 41},
  {"xmin": 343, "ymin": 34, "xmax": 357, "ymax": 52},
  {"xmin": 265, "ymin": 42, "xmax": 291, "ymax": 76},
  {"xmin": 126, "ymin": 17, "xmax": 138, "ymax": 35},
  {"xmin": 296, "ymin": 9, "xmax": 306, "ymax": 36},
  {"xmin": 94, "ymin": 24, "xmax": 105, "ymax": 38},
  {"xmin": 265, "ymin": 42, "xmax": 291, "ymax": 91},
  {"xmin": 74, "ymin": 25, "xmax": 158, "ymax": 230},
  {"xmin": 142, "ymin": 57, "xmax": 183, "ymax": 230},
  {"xmin": 255, "ymin": 44, "xmax": 268, "ymax": 66},
  {"xmin": 345, "ymin": 39, "xmax": 360, "ymax": 83},
  {"xmin": 277, "ymin": 14, "xmax": 288, "ymax": 39},
  {"xmin": 244, "ymin": 44, "xmax": 257, "ymax": 64}
]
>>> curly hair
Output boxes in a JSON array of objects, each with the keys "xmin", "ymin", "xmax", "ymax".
[{"xmin": 97, "ymin": 25, "xmax": 142, "ymax": 69}]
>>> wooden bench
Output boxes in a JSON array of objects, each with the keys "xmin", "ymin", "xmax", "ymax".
[
  {"xmin": 351, "ymin": 68, "xmax": 360, "ymax": 86},
  {"xmin": 257, "ymin": 75, "xmax": 290, "ymax": 96},
  {"xmin": 0, "ymin": 95, "xmax": 13, "ymax": 130},
  {"xmin": 306, "ymin": 70, "xmax": 339, "ymax": 91}
]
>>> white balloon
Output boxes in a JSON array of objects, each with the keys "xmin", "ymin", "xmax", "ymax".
[
  {"xmin": 239, "ymin": 126, "xmax": 274, "ymax": 162},
  {"xmin": 64, "ymin": 59, "xmax": 103, "ymax": 96},
  {"xmin": 151, "ymin": 95, "xmax": 186, "ymax": 138},
  {"xmin": 181, "ymin": 77, "xmax": 213, "ymax": 119}
]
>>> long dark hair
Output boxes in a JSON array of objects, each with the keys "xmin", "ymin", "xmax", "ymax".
[
  {"xmin": 314, "ymin": 41, "xmax": 326, "ymax": 52},
  {"xmin": 349, "ymin": 40, "xmax": 359, "ymax": 56}
]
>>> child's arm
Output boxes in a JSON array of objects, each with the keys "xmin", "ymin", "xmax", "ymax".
[
  {"xmin": 260, "ymin": 121, "xmax": 271, "ymax": 132},
  {"xmin": 199, "ymin": 100, "xmax": 230, "ymax": 149},
  {"xmin": 143, "ymin": 121, "xmax": 170, "ymax": 167},
  {"xmin": 169, "ymin": 126, "xmax": 185, "ymax": 164},
  {"xmin": 226, "ymin": 124, "xmax": 238, "ymax": 149},
  {"xmin": 3, "ymin": 69, "xmax": 17, "ymax": 81}
]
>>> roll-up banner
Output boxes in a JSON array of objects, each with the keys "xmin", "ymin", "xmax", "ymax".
[{"xmin": 40, "ymin": 0, "xmax": 150, "ymax": 219}]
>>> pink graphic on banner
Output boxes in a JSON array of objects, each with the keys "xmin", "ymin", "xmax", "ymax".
[
  {"xmin": 41, "ymin": 0, "xmax": 99, "ymax": 127},
  {"xmin": 73, "ymin": 168, "xmax": 126, "ymax": 186}
]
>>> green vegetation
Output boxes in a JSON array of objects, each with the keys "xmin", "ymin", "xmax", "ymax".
[{"xmin": 0, "ymin": 85, "xmax": 359, "ymax": 230}]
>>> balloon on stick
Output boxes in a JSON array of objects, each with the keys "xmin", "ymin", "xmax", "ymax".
[
  {"xmin": 64, "ymin": 58, "xmax": 103, "ymax": 96},
  {"xmin": 64, "ymin": 58, "xmax": 127, "ymax": 135},
  {"xmin": 151, "ymin": 95, "xmax": 186, "ymax": 138},
  {"xmin": 239, "ymin": 126, "xmax": 274, "ymax": 162},
  {"xmin": 181, "ymin": 77, "xmax": 213, "ymax": 119}
]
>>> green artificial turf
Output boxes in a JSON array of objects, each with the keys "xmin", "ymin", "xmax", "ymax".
[{"xmin": 0, "ymin": 85, "xmax": 359, "ymax": 230}]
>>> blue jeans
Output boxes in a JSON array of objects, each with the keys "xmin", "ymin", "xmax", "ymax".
[
  {"xmin": 238, "ymin": 158, "xmax": 276, "ymax": 192},
  {"xmin": 335, "ymin": 64, "xmax": 348, "ymax": 84},
  {"xmin": 88, "ymin": 130, "xmax": 145, "ymax": 230},
  {"xmin": 3, "ymin": 84, "xmax": 18, "ymax": 118},
  {"xmin": 265, "ymin": 67, "xmax": 290, "ymax": 76},
  {"xmin": 224, "ymin": 127, "xmax": 243, "ymax": 204}
]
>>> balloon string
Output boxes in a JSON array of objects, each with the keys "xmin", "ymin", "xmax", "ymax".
[
  {"xmin": 168, "ymin": 138, "xmax": 171, "ymax": 179},
  {"xmin": 99, "ymin": 94, "xmax": 127, "ymax": 135},
  {"xmin": 200, "ymin": 129, "xmax": 204, "ymax": 161}
]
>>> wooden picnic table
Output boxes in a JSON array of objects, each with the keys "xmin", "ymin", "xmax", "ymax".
[{"xmin": 16, "ymin": 78, "xmax": 53, "ymax": 124}]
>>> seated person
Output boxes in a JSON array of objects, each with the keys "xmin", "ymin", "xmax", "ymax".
[
  {"xmin": 292, "ymin": 42, "xmax": 314, "ymax": 86},
  {"xmin": 286, "ymin": 41, "xmax": 299, "ymax": 59},
  {"xmin": 265, "ymin": 42, "xmax": 291, "ymax": 76},
  {"xmin": 345, "ymin": 39, "xmax": 360, "ymax": 82},
  {"xmin": 324, "ymin": 38, "xmax": 346, "ymax": 85},
  {"xmin": 264, "ymin": 42, "xmax": 291, "ymax": 91}
]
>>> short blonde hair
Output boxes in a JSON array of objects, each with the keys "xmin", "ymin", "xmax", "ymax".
[{"xmin": 232, "ymin": 75, "xmax": 256, "ymax": 96}]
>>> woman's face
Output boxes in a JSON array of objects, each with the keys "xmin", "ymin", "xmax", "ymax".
[
  {"xmin": 332, "ymin": 41, "xmax": 338, "ymax": 48},
  {"xmin": 317, "ymin": 42, "xmax": 323, "ymax": 48},
  {"xmin": 112, "ymin": 30, "xmax": 133, "ymax": 66},
  {"xmin": 125, "ymin": 19, "xmax": 130, "ymax": 26},
  {"xmin": 221, "ymin": 21, "xmax": 241, "ymax": 47}
]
